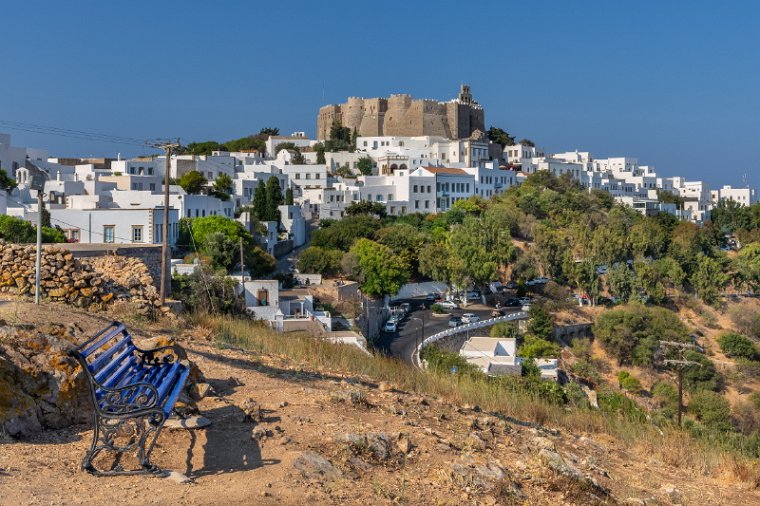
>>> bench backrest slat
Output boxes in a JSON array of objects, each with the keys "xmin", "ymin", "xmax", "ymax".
[
  {"xmin": 81, "ymin": 323, "xmax": 127, "ymax": 358},
  {"xmin": 89, "ymin": 338, "xmax": 133, "ymax": 377},
  {"xmin": 154, "ymin": 361, "xmax": 181, "ymax": 400},
  {"xmin": 96, "ymin": 350, "xmax": 137, "ymax": 388}
]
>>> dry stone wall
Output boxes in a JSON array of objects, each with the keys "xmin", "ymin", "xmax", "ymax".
[{"xmin": 0, "ymin": 241, "xmax": 159, "ymax": 311}]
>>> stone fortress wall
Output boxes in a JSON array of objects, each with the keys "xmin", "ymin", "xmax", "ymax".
[{"xmin": 317, "ymin": 85, "xmax": 484, "ymax": 141}]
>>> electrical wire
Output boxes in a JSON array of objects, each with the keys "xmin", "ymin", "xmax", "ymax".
[{"xmin": 0, "ymin": 119, "xmax": 171, "ymax": 149}]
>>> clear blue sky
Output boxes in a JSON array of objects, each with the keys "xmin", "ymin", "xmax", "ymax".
[{"xmin": 2, "ymin": 0, "xmax": 758, "ymax": 187}]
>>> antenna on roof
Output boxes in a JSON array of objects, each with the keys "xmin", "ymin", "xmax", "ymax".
[{"xmin": 743, "ymin": 173, "xmax": 749, "ymax": 188}]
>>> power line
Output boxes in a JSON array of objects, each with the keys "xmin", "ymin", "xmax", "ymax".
[{"xmin": 0, "ymin": 119, "xmax": 169, "ymax": 149}]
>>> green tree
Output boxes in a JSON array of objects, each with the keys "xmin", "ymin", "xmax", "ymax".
[
  {"xmin": 178, "ymin": 170, "xmax": 208, "ymax": 194},
  {"xmin": 185, "ymin": 141, "xmax": 224, "ymax": 156},
  {"xmin": 259, "ymin": 127, "xmax": 279, "ymax": 136},
  {"xmin": 253, "ymin": 182, "xmax": 268, "ymax": 221},
  {"xmin": 486, "ymin": 126, "xmax": 515, "ymax": 148},
  {"xmin": 345, "ymin": 201, "xmax": 386, "ymax": 218},
  {"xmin": 735, "ymin": 242, "xmax": 760, "ymax": 292},
  {"xmin": 606, "ymin": 263, "xmax": 637, "ymax": 303},
  {"xmin": 315, "ymin": 143, "xmax": 326, "ymax": 164},
  {"xmin": 569, "ymin": 259, "xmax": 599, "ymax": 305},
  {"xmin": 275, "ymin": 142, "xmax": 298, "ymax": 155},
  {"xmin": 518, "ymin": 139, "xmax": 535, "ymax": 147},
  {"xmin": 297, "ymin": 246, "xmax": 343, "ymax": 276},
  {"xmin": 0, "ymin": 215, "xmax": 64, "ymax": 243},
  {"xmin": 264, "ymin": 176, "xmax": 283, "ymax": 222},
  {"xmin": 310, "ymin": 215, "xmax": 380, "ymax": 251},
  {"xmin": 691, "ymin": 253, "xmax": 729, "ymax": 305},
  {"xmin": 285, "ymin": 187, "xmax": 294, "ymax": 205},
  {"xmin": 448, "ymin": 215, "xmax": 515, "ymax": 300},
  {"xmin": 682, "ymin": 350, "xmax": 721, "ymax": 392},
  {"xmin": 210, "ymin": 173, "xmax": 233, "ymax": 201},
  {"xmin": 347, "ymin": 238, "xmax": 409, "ymax": 298},
  {"xmin": 527, "ymin": 305, "xmax": 554, "ymax": 340},
  {"xmin": 0, "ymin": 169, "xmax": 17, "ymax": 192},
  {"xmin": 184, "ymin": 215, "xmax": 275, "ymax": 275},
  {"xmin": 418, "ymin": 242, "xmax": 453, "ymax": 287},
  {"xmin": 357, "ymin": 157, "xmax": 373, "ymax": 176}
]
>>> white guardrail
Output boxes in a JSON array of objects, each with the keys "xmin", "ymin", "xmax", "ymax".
[{"xmin": 413, "ymin": 311, "xmax": 529, "ymax": 368}]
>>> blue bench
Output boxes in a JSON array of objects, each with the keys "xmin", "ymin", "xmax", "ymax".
[{"xmin": 69, "ymin": 321, "xmax": 190, "ymax": 476}]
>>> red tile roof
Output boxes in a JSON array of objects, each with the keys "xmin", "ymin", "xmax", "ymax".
[{"xmin": 422, "ymin": 166, "xmax": 468, "ymax": 175}]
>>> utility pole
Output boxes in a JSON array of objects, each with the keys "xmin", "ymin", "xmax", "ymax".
[
  {"xmin": 159, "ymin": 141, "xmax": 179, "ymax": 306},
  {"xmin": 239, "ymin": 237, "xmax": 245, "ymax": 282},
  {"xmin": 659, "ymin": 340, "xmax": 703, "ymax": 427},
  {"xmin": 35, "ymin": 190, "xmax": 43, "ymax": 304}
]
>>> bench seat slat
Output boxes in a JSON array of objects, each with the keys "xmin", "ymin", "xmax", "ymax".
[
  {"xmin": 161, "ymin": 366, "xmax": 190, "ymax": 415},
  {"xmin": 82, "ymin": 323, "xmax": 127, "ymax": 358},
  {"xmin": 155, "ymin": 361, "xmax": 181, "ymax": 401}
]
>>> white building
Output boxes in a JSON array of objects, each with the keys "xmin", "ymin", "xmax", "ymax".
[
  {"xmin": 711, "ymin": 185, "xmax": 756, "ymax": 206},
  {"xmin": 265, "ymin": 133, "xmax": 317, "ymax": 157},
  {"xmin": 49, "ymin": 207, "xmax": 180, "ymax": 245}
]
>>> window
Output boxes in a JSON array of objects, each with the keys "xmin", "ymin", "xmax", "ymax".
[
  {"xmin": 414, "ymin": 200, "xmax": 419, "ymax": 209},
  {"xmin": 295, "ymin": 173, "xmax": 301, "ymax": 179},
  {"xmin": 132, "ymin": 226, "xmax": 143, "ymax": 243},
  {"xmin": 413, "ymin": 185, "xmax": 418, "ymax": 193},
  {"xmin": 387, "ymin": 193, "xmax": 392, "ymax": 201},
  {"xmin": 305, "ymin": 173, "xmax": 311, "ymax": 179},
  {"xmin": 427, "ymin": 185, "xmax": 431, "ymax": 193},
  {"xmin": 103, "ymin": 226, "xmax": 115, "ymax": 243},
  {"xmin": 65, "ymin": 229, "xmax": 80, "ymax": 242},
  {"xmin": 424, "ymin": 200, "xmax": 429, "ymax": 209},
  {"xmin": 376, "ymin": 195, "xmax": 382, "ymax": 202},
  {"xmin": 149, "ymin": 183, "xmax": 156, "ymax": 191}
]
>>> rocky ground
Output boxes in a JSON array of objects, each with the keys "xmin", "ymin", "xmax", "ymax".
[{"xmin": 1, "ymin": 301, "xmax": 759, "ymax": 505}]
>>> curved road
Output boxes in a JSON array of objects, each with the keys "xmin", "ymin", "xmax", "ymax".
[{"xmin": 374, "ymin": 297, "xmax": 522, "ymax": 364}]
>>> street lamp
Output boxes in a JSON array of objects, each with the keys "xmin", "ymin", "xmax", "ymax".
[{"xmin": 410, "ymin": 315, "xmax": 425, "ymax": 350}]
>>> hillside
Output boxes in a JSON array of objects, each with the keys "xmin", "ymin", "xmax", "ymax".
[{"xmin": 1, "ymin": 300, "xmax": 759, "ymax": 505}]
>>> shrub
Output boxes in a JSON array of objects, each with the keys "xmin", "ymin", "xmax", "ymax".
[
  {"xmin": 598, "ymin": 390, "xmax": 647, "ymax": 423},
  {"xmin": 652, "ymin": 381, "xmax": 678, "ymax": 409},
  {"xmin": 683, "ymin": 350, "xmax": 721, "ymax": 392},
  {"xmin": 519, "ymin": 335, "xmax": 561, "ymax": 359},
  {"xmin": 718, "ymin": 333, "xmax": 759, "ymax": 361},
  {"xmin": 297, "ymin": 246, "xmax": 343, "ymax": 276},
  {"xmin": 430, "ymin": 303, "xmax": 445, "ymax": 314},
  {"xmin": 490, "ymin": 321, "xmax": 518, "ymax": 338},
  {"xmin": 689, "ymin": 391, "xmax": 733, "ymax": 433},
  {"xmin": 527, "ymin": 305, "xmax": 554, "ymax": 340},
  {"xmin": 594, "ymin": 304, "xmax": 689, "ymax": 367},
  {"xmin": 617, "ymin": 371, "xmax": 641, "ymax": 392}
]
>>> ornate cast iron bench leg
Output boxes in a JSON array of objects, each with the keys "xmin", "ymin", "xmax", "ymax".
[{"xmin": 82, "ymin": 411, "xmax": 167, "ymax": 476}]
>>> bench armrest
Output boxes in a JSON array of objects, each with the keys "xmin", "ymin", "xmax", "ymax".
[
  {"xmin": 97, "ymin": 382, "xmax": 160, "ymax": 415},
  {"xmin": 133, "ymin": 344, "xmax": 182, "ymax": 366}
]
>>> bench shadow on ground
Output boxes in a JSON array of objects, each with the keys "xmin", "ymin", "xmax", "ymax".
[
  {"xmin": 190, "ymin": 347, "xmax": 379, "ymax": 389},
  {"xmin": 184, "ymin": 404, "xmax": 279, "ymax": 477}
]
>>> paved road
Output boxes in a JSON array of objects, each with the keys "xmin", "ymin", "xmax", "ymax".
[{"xmin": 374, "ymin": 297, "xmax": 521, "ymax": 364}]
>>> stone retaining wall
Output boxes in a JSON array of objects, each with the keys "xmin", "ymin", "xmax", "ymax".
[{"xmin": 0, "ymin": 241, "xmax": 159, "ymax": 311}]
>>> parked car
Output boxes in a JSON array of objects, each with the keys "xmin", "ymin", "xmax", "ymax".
[
  {"xmin": 400, "ymin": 302, "xmax": 412, "ymax": 313},
  {"xmin": 525, "ymin": 279, "xmax": 537, "ymax": 286},
  {"xmin": 518, "ymin": 297, "xmax": 532, "ymax": 305},
  {"xmin": 425, "ymin": 292, "xmax": 437, "ymax": 301},
  {"xmin": 521, "ymin": 303, "xmax": 532, "ymax": 311},
  {"xmin": 504, "ymin": 298, "xmax": 522, "ymax": 307},
  {"xmin": 448, "ymin": 316, "xmax": 462, "ymax": 328},
  {"xmin": 533, "ymin": 276, "xmax": 549, "ymax": 284},
  {"xmin": 466, "ymin": 291, "xmax": 481, "ymax": 301},
  {"xmin": 438, "ymin": 300, "xmax": 459, "ymax": 310},
  {"xmin": 505, "ymin": 281, "xmax": 518, "ymax": 289},
  {"xmin": 384, "ymin": 320, "xmax": 398, "ymax": 333},
  {"xmin": 461, "ymin": 313, "xmax": 480, "ymax": 324}
]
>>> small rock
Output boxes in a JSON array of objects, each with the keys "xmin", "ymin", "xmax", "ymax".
[
  {"xmin": 239, "ymin": 398, "xmax": 263, "ymax": 423},
  {"xmin": 531, "ymin": 436, "xmax": 555, "ymax": 451},
  {"xmin": 161, "ymin": 470, "xmax": 192, "ymax": 484},
  {"xmin": 279, "ymin": 401, "xmax": 289, "ymax": 408},
  {"xmin": 661, "ymin": 484, "xmax": 681, "ymax": 503},
  {"xmin": 397, "ymin": 436, "xmax": 413, "ymax": 454},
  {"xmin": 190, "ymin": 382, "xmax": 212, "ymax": 401},
  {"xmin": 279, "ymin": 436, "xmax": 292, "ymax": 445},
  {"xmin": 252, "ymin": 426, "xmax": 273, "ymax": 441},
  {"xmin": 378, "ymin": 382, "xmax": 393, "ymax": 392},
  {"xmin": 623, "ymin": 499, "xmax": 646, "ymax": 505},
  {"xmin": 293, "ymin": 451, "xmax": 342, "ymax": 481},
  {"xmin": 164, "ymin": 416, "xmax": 212, "ymax": 430}
]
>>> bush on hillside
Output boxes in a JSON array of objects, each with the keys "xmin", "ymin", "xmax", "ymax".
[
  {"xmin": 718, "ymin": 332, "xmax": 759, "ymax": 361},
  {"xmin": 594, "ymin": 304, "xmax": 689, "ymax": 367},
  {"xmin": 617, "ymin": 371, "xmax": 641, "ymax": 392},
  {"xmin": 689, "ymin": 391, "xmax": 733, "ymax": 433}
]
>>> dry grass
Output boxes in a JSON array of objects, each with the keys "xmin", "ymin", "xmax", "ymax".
[{"xmin": 201, "ymin": 314, "xmax": 760, "ymax": 488}]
